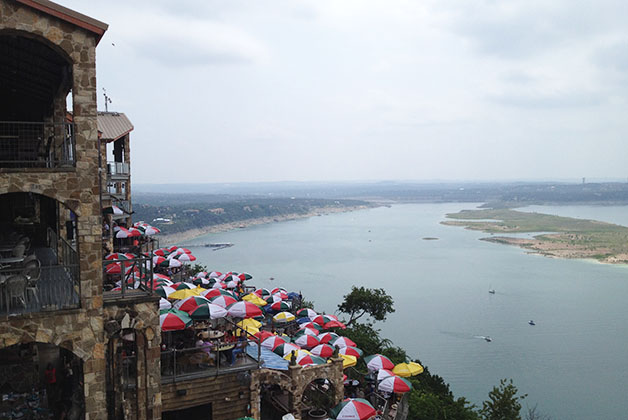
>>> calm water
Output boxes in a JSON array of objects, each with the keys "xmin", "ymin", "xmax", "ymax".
[{"xmin": 187, "ymin": 203, "xmax": 628, "ymax": 420}]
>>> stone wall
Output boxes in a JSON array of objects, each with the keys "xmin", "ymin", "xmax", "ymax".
[{"xmin": 0, "ymin": 2, "xmax": 106, "ymax": 419}]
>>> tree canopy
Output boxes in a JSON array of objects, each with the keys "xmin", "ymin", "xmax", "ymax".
[
  {"xmin": 480, "ymin": 378, "xmax": 527, "ymax": 420},
  {"xmin": 337, "ymin": 286, "xmax": 395, "ymax": 326}
]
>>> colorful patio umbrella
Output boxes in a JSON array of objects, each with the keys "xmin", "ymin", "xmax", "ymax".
[
  {"xmin": 237, "ymin": 318, "xmax": 262, "ymax": 330},
  {"xmin": 209, "ymin": 295, "xmax": 238, "ymax": 308},
  {"xmin": 272, "ymin": 342, "xmax": 301, "ymax": 357},
  {"xmin": 168, "ymin": 287, "xmax": 202, "ymax": 300},
  {"xmin": 270, "ymin": 301, "xmax": 291, "ymax": 312},
  {"xmin": 293, "ymin": 334, "xmax": 320, "ymax": 349},
  {"xmin": 227, "ymin": 301, "xmax": 264, "ymax": 318},
  {"xmin": 377, "ymin": 369, "xmax": 395, "ymax": 381},
  {"xmin": 159, "ymin": 298, "xmax": 172, "ymax": 311},
  {"xmin": 338, "ymin": 346, "xmax": 363, "ymax": 358},
  {"xmin": 155, "ymin": 285, "xmax": 176, "ymax": 298},
  {"xmin": 202, "ymin": 288, "xmax": 235, "ymax": 299},
  {"xmin": 364, "ymin": 354, "xmax": 395, "ymax": 372},
  {"xmin": 188, "ymin": 303, "xmax": 228, "ymax": 320},
  {"xmin": 242, "ymin": 293, "xmax": 269, "ymax": 307},
  {"xmin": 296, "ymin": 308, "xmax": 317, "ymax": 319},
  {"xmin": 317, "ymin": 332, "xmax": 340, "ymax": 344},
  {"xmin": 310, "ymin": 343, "xmax": 335, "ymax": 358},
  {"xmin": 254, "ymin": 288, "xmax": 272, "ymax": 298},
  {"xmin": 340, "ymin": 354, "xmax": 357, "ymax": 368},
  {"xmin": 324, "ymin": 320, "xmax": 347, "ymax": 329},
  {"xmin": 378, "ymin": 376, "xmax": 412, "ymax": 393},
  {"xmin": 283, "ymin": 350, "xmax": 326, "ymax": 366},
  {"xmin": 159, "ymin": 309, "xmax": 192, "ymax": 331},
  {"xmin": 103, "ymin": 205, "xmax": 123, "ymax": 215},
  {"xmin": 331, "ymin": 337, "xmax": 356, "ymax": 349},
  {"xmin": 173, "ymin": 295, "xmax": 211, "ymax": 312},
  {"xmin": 105, "ymin": 252, "xmax": 135, "ymax": 260},
  {"xmin": 254, "ymin": 330, "xmax": 276, "ymax": 342},
  {"xmin": 208, "ymin": 271, "xmax": 223, "ymax": 278},
  {"xmin": 237, "ymin": 272, "xmax": 253, "ymax": 281},
  {"xmin": 261, "ymin": 336, "xmax": 287, "ymax": 350},
  {"xmin": 174, "ymin": 252, "xmax": 196, "ymax": 262},
  {"xmin": 271, "ymin": 287, "xmax": 287, "ymax": 295},
  {"xmin": 272, "ymin": 311, "xmax": 296, "ymax": 323},
  {"xmin": 330, "ymin": 399, "xmax": 376, "ymax": 420},
  {"xmin": 295, "ymin": 327, "xmax": 319, "ymax": 338},
  {"xmin": 299, "ymin": 322, "xmax": 324, "ymax": 332},
  {"xmin": 175, "ymin": 282, "xmax": 197, "ymax": 290},
  {"xmin": 392, "ymin": 362, "xmax": 424, "ymax": 377}
]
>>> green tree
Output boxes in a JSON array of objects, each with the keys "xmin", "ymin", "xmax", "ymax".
[
  {"xmin": 480, "ymin": 379, "xmax": 527, "ymax": 420},
  {"xmin": 337, "ymin": 286, "xmax": 395, "ymax": 326}
]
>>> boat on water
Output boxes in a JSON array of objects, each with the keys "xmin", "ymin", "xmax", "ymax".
[
  {"xmin": 529, "ymin": 320, "xmax": 536, "ymax": 326},
  {"xmin": 484, "ymin": 336, "xmax": 492, "ymax": 342},
  {"xmin": 488, "ymin": 288, "xmax": 495, "ymax": 294}
]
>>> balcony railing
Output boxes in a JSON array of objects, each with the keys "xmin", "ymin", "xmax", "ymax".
[
  {"xmin": 103, "ymin": 255, "xmax": 154, "ymax": 297},
  {"xmin": 0, "ymin": 121, "xmax": 75, "ymax": 169},
  {"xmin": 107, "ymin": 161, "xmax": 130, "ymax": 177}
]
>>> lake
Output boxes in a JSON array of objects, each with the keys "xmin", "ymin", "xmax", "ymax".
[{"xmin": 186, "ymin": 203, "xmax": 628, "ymax": 420}]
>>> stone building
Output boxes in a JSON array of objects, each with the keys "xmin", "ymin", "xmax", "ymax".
[{"xmin": 0, "ymin": 1, "xmax": 344, "ymax": 419}]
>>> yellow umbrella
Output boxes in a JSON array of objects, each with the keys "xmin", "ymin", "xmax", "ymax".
[
  {"xmin": 237, "ymin": 318, "xmax": 262, "ymax": 330},
  {"xmin": 236, "ymin": 326, "xmax": 260, "ymax": 336},
  {"xmin": 392, "ymin": 362, "xmax": 424, "ymax": 377},
  {"xmin": 168, "ymin": 287, "xmax": 201, "ymax": 300},
  {"xmin": 242, "ymin": 293, "xmax": 268, "ymax": 307},
  {"xmin": 340, "ymin": 354, "xmax": 357, "ymax": 368}
]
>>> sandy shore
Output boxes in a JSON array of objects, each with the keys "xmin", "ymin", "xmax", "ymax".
[{"xmin": 158, "ymin": 205, "xmax": 372, "ymax": 246}]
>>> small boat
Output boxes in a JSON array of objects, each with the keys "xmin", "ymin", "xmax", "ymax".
[
  {"xmin": 528, "ymin": 320, "xmax": 536, "ymax": 326},
  {"xmin": 484, "ymin": 336, "xmax": 492, "ymax": 342},
  {"xmin": 488, "ymin": 288, "xmax": 495, "ymax": 294}
]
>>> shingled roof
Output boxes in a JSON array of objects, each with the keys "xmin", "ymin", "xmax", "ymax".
[{"xmin": 97, "ymin": 112, "xmax": 134, "ymax": 142}]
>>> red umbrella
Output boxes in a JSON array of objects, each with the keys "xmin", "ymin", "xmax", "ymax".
[
  {"xmin": 209, "ymin": 295, "xmax": 237, "ymax": 308},
  {"xmin": 261, "ymin": 336, "xmax": 287, "ymax": 350},
  {"xmin": 227, "ymin": 301, "xmax": 263, "ymax": 318},
  {"xmin": 330, "ymin": 399, "xmax": 376, "ymax": 420},
  {"xmin": 173, "ymin": 296, "xmax": 211, "ymax": 312},
  {"xmin": 159, "ymin": 309, "xmax": 192, "ymax": 332},
  {"xmin": 338, "ymin": 346, "xmax": 363, "ymax": 358},
  {"xmin": 324, "ymin": 320, "xmax": 347, "ymax": 329},
  {"xmin": 317, "ymin": 332, "xmax": 340, "ymax": 344},
  {"xmin": 254, "ymin": 330, "xmax": 276, "ymax": 342},
  {"xmin": 331, "ymin": 337, "xmax": 356, "ymax": 348},
  {"xmin": 378, "ymin": 376, "xmax": 412, "ymax": 394},
  {"xmin": 310, "ymin": 343, "xmax": 335, "ymax": 358},
  {"xmin": 294, "ymin": 334, "xmax": 321, "ymax": 349}
]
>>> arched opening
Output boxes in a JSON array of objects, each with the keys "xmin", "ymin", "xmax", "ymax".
[
  {"xmin": 0, "ymin": 192, "xmax": 80, "ymax": 315},
  {"xmin": 301, "ymin": 378, "xmax": 336, "ymax": 419},
  {"xmin": 105, "ymin": 329, "xmax": 138, "ymax": 420},
  {"xmin": 260, "ymin": 381, "xmax": 292, "ymax": 420},
  {"xmin": 0, "ymin": 342, "xmax": 84, "ymax": 419},
  {"xmin": 0, "ymin": 31, "xmax": 75, "ymax": 168}
]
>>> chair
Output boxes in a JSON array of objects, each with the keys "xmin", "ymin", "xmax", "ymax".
[
  {"xmin": 23, "ymin": 266, "xmax": 40, "ymax": 305},
  {"xmin": 6, "ymin": 274, "xmax": 27, "ymax": 311}
]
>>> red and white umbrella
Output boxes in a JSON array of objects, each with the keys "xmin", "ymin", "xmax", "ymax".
[
  {"xmin": 209, "ymin": 295, "xmax": 237, "ymax": 308},
  {"xmin": 271, "ymin": 287, "xmax": 287, "ymax": 295},
  {"xmin": 272, "ymin": 342, "xmax": 302, "ymax": 357},
  {"xmin": 174, "ymin": 253, "xmax": 196, "ymax": 262},
  {"xmin": 283, "ymin": 350, "xmax": 326, "ymax": 366},
  {"xmin": 208, "ymin": 271, "xmax": 223, "ymax": 279},
  {"xmin": 159, "ymin": 298, "xmax": 172, "ymax": 311},
  {"xmin": 272, "ymin": 291, "xmax": 288, "ymax": 300},
  {"xmin": 188, "ymin": 303, "xmax": 228, "ymax": 320},
  {"xmin": 296, "ymin": 308, "xmax": 318, "ymax": 319},
  {"xmin": 155, "ymin": 285, "xmax": 176, "ymax": 298},
  {"xmin": 159, "ymin": 309, "xmax": 192, "ymax": 331},
  {"xmin": 173, "ymin": 295, "xmax": 212, "ymax": 312},
  {"xmin": 338, "ymin": 346, "xmax": 363, "ymax": 358},
  {"xmin": 330, "ymin": 398, "xmax": 376, "ymax": 420},
  {"xmin": 317, "ymin": 332, "xmax": 340, "ymax": 344},
  {"xmin": 378, "ymin": 376, "xmax": 412, "ymax": 394},
  {"xmin": 364, "ymin": 354, "xmax": 395, "ymax": 372},
  {"xmin": 227, "ymin": 301, "xmax": 263, "ymax": 318},
  {"xmin": 324, "ymin": 320, "xmax": 347, "ymax": 329},
  {"xmin": 261, "ymin": 336, "xmax": 286, "ymax": 350},
  {"xmin": 105, "ymin": 252, "xmax": 135, "ymax": 260},
  {"xmin": 377, "ymin": 369, "xmax": 395, "ymax": 381},
  {"xmin": 294, "ymin": 334, "xmax": 320, "ymax": 349},
  {"xmin": 331, "ymin": 337, "xmax": 356, "ymax": 349},
  {"xmin": 310, "ymin": 343, "xmax": 335, "ymax": 358}
]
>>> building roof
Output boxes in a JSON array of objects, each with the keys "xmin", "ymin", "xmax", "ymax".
[
  {"xmin": 97, "ymin": 112, "xmax": 134, "ymax": 142},
  {"xmin": 16, "ymin": 0, "xmax": 108, "ymax": 44}
]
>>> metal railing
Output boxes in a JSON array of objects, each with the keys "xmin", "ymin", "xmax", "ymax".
[
  {"xmin": 0, "ymin": 121, "xmax": 75, "ymax": 168},
  {"xmin": 103, "ymin": 255, "xmax": 154, "ymax": 296},
  {"xmin": 107, "ymin": 161, "xmax": 130, "ymax": 176}
]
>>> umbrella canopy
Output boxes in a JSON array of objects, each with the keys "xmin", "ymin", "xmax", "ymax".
[
  {"xmin": 174, "ymin": 282, "xmax": 196, "ymax": 290},
  {"xmin": 261, "ymin": 336, "xmax": 287, "ymax": 350},
  {"xmin": 324, "ymin": 320, "xmax": 347, "ymax": 329},
  {"xmin": 173, "ymin": 295, "xmax": 212, "ymax": 312},
  {"xmin": 340, "ymin": 354, "xmax": 357, "ymax": 368},
  {"xmin": 155, "ymin": 285, "xmax": 177, "ymax": 298},
  {"xmin": 283, "ymin": 350, "xmax": 326, "ymax": 366},
  {"xmin": 377, "ymin": 369, "xmax": 395, "ymax": 381},
  {"xmin": 188, "ymin": 303, "xmax": 228, "ymax": 320},
  {"xmin": 296, "ymin": 308, "xmax": 318, "ymax": 319},
  {"xmin": 272, "ymin": 311, "xmax": 296, "ymax": 323},
  {"xmin": 338, "ymin": 346, "xmax": 363, "ymax": 358},
  {"xmin": 237, "ymin": 272, "xmax": 253, "ymax": 281},
  {"xmin": 227, "ymin": 301, "xmax": 264, "ymax": 318},
  {"xmin": 105, "ymin": 252, "xmax": 135, "ymax": 260},
  {"xmin": 299, "ymin": 322, "xmax": 324, "ymax": 332},
  {"xmin": 271, "ymin": 287, "xmax": 287, "ymax": 294},
  {"xmin": 364, "ymin": 354, "xmax": 395, "ymax": 372},
  {"xmin": 378, "ymin": 376, "xmax": 412, "ymax": 394},
  {"xmin": 209, "ymin": 295, "xmax": 238, "ymax": 308},
  {"xmin": 392, "ymin": 362, "xmax": 424, "ymax": 377},
  {"xmin": 201, "ymin": 288, "xmax": 236, "ymax": 299},
  {"xmin": 272, "ymin": 291, "xmax": 289, "ymax": 300},
  {"xmin": 272, "ymin": 342, "xmax": 301, "ymax": 357},
  {"xmin": 293, "ymin": 334, "xmax": 321, "ymax": 349},
  {"xmin": 159, "ymin": 309, "xmax": 192, "ymax": 331},
  {"xmin": 270, "ymin": 301, "xmax": 291, "ymax": 312},
  {"xmin": 168, "ymin": 287, "xmax": 202, "ymax": 300},
  {"xmin": 174, "ymin": 252, "xmax": 196, "ymax": 262},
  {"xmin": 103, "ymin": 205, "xmax": 123, "ymax": 215},
  {"xmin": 242, "ymin": 293, "xmax": 269, "ymax": 307},
  {"xmin": 115, "ymin": 226, "xmax": 141, "ymax": 239},
  {"xmin": 330, "ymin": 399, "xmax": 376, "ymax": 420},
  {"xmin": 317, "ymin": 332, "xmax": 340, "ymax": 344},
  {"xmin": 254, "ymin": 330, "xmax": 276, "ymax": 342},
  {"xmin": 312, "ymin": 314, "xmax": 335, "ymax": 326},
  {"xmin": 332, "ymin": 337, "xmax": 357, "ymax": 349},
  {"xmin": 254, "ymin": 288, "xmax": 272, "ymax": 298},
  {"xmin": 310, "ymin": 343, "xmax": 335, "ymax": 358},
  {"xmin": 159, "ymin": 298, "xmax": 172, "ymax": 311},
  {"xmin": 295, "ymin": 327, "xmax": 319, "ymax": 338},
  {"xmin": 208, "ymin": 271, "xmax": 223, "ymax": 278},
  {"xmin": 237, "ymin": 318, "xmax": 262, "ymax": 330}
]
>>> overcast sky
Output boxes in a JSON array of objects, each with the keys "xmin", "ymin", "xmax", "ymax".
[{"xmin": 62, "ymin": 0, "xmax": 628, "ymax": 184}]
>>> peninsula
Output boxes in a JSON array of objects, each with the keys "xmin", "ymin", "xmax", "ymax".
[{"xmin": 442, "ymin": 208, "xmax": 628, "ymax": 264}]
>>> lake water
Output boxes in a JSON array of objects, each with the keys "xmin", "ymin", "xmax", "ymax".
[{"xmin": 186, "ymin": 203, "xmax": 628, "ymax": 420}]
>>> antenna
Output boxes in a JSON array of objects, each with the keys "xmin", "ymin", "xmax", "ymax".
[{"xmin": 103, "ymin": 88, "xmax": 112, "ymax": 112}]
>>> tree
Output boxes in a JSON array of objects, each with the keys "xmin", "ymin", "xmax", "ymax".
[
  {"xmin": 337, "ymin": 286, "xmax": 395, "ymax": 326},
  {"xmin": 480, "ymin": 379, "xmax": 527, "ymax": 420}
]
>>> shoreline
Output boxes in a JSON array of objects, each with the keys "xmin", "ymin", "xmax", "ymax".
[{"xmin": 158, "ymin": 204, "xmax": 373, "ymax": 245}]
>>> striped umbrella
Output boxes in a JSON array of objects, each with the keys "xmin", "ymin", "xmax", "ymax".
[
  {"xmin": 310, "ymin": 343, "xmax": 335, "ymax": 358},
  {"xmin": 167, "ymin": 288, "xmax": 202, "ymax": 300},
  {"xmin": 330, "ymin": 398, "xmax": 376, "ymax": 420},
  {"xmin": 159, "ymin": 298, "xmax": 172, "ymax": 311},
  {"xmin": 254, "ymin": 288, "xmax": 272, "ymax": 298},
  {"xmin": 272, "ymin": 311, "xmax": 296, "ymax": 323},
  {"xmin": 378, "ymin": 376, "xmax": 412, "ymax": 394},
  {"xmin": 299, "ymin": 322, "xmax": 324, "ymax": 332},
  {"xmin": 208, "ymin": 271, "xmax": 223, "ymax": 278},
  {"xmin": 209, "ymin": 295, "xmax": 238, "ymax": 308},
  {"xmin": 331, "ymin": 337, "xmax": 356, "ymax": 349},
  {"xmin": 188, "ymin": 303, "xmax": 228, "ymax": 320},
  {"xmin": 261, "ymin": 336, "xmax": 286, "ymax": 350},
  {"xmin": 317, "ymin": 332, "xmax": 340, "ymax": 344},
  {"xmin": 296, "ymin": 308, "xmax": 317, "ymax": 319},
  {"xmin": 293, "ymin": 334, "xmax": 320, "ymax": 349},
  {"xmin": 338, "ymin": 346, "xmax": 363, "ymax": 358},
  {"xmin": 271, "ymin": 287, "xmax": 287, "ymax": 295},
  {"xmin": 155, "ymin": 285, "xmax": 177, "ymax": 298},
  {"xmin": 173, "ymin": 296, "xmax": 211, "ymax": 312},
  {"xmin": 254, "ymin": 330, "xmax": 276, "ymax": 342},
  {"xmin": 283, "ymin": 350, "xmax": 326, "ymax": 366},
  {"xmin": 364, "ymin": 354, "xmax": 395, "ymax": 372},
  {"xmin": 377, "ymin": 369, "xmax": 395, "ymax": 381},
  {"xmin": 295, "ymin": 327, "xmax": 319, "ymax": 338},
  {"xmin": 174, "ymin": 282, "xmax": 197, "ymax": 290},
  {"xmin": 340, "ymin": 354, "xmax": 357, "ymax": 368},
  {"xmin": 312, "ymin": 314, "xmax": 336, "ymax": 326},
  {"xmin": 324, "ymin": 320, "xmax": 347, "ymax": 329},
  {"xmin": 242, "ymin": 293, "xmax": 269, "ymax": 307},
  {"xmin": 227, "ymin": 301, "xmax": 263, "ymax": 318},
  {"xmin": 270, "ymin": 301, "xmax": 291, "ymax": 312},
  {"xmin": 237, "ymin": 272, "xmax": 253, "ymax": 281},
  {"xmin": 272, "ymin": 342, "xmax": 301, "ymax": 357},
  {"xmin": 272, "ymin": 291, "xmax": 288, "ymax": 300},
  {"xmin": 159, "ymin": 309, "xmax": 192, "ymax": 331},
  {"xmin": 105, "ymin": 252, "xmax": 135, "ymax": 260},
  {"xmin": 174, "ymin": 253, "xmax": 196, "ymax": 262},
  {"xmin": 202, "ymin": 289, "xmax": 235, "ymax": 299}
]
